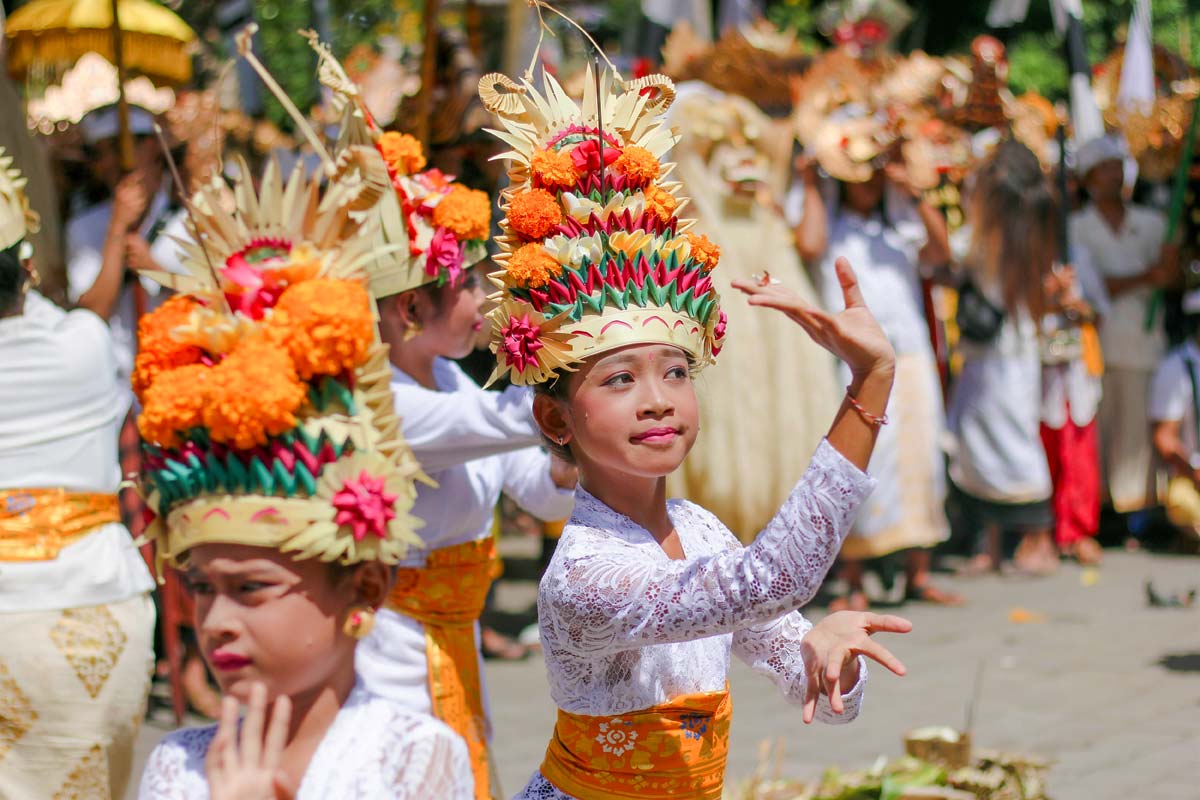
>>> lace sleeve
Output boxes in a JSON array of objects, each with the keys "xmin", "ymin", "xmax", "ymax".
[
  {"xmin": 543, "ymin": 440, "xmax": 874, "ymax": 655},
  {"xmin": 391, "ymin": 719, "xmax": 474, "ymax": 800},
  {"xmin": 136, "ymin": 727, "xmax": 215, "ymax": 800},
  {"xmin": 732, "ymin": 613, "xmax": 867, "ymax": 724}
]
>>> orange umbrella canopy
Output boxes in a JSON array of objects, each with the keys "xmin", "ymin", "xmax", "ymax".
[{"xmin": 5, "ymin": 0, "xmax": 196, "ymax": 84}]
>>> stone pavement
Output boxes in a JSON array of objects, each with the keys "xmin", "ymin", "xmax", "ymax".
[{"xmin": 129, "ymin": 549, "xmax": 1199, "ymax": 799}]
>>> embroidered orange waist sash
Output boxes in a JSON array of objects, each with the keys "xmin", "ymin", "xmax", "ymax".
[
  {"xmin": 0, "ymin": 489, "xmax": 120, "ymax": 562},
  {"xmin": 540, "ymin": 688, "xmax": 733, "ymax": 800},
  {"xmin": 386, "ymin": 536, "xmax": 502, "ymax": 800}
]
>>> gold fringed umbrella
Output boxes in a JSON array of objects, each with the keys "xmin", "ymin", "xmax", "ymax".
[
  {"xmin": 5, "ymin": 0, "xmax": 195, "ymax": 85},
  {"xmin": 6, "ymin": 0, "xmax": 195, "ymax": 169}
]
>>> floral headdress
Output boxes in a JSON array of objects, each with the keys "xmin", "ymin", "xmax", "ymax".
[
  {"xmin": 477, "ymin": 66, "xmax": 726, "ymax": 385},
  {"xmin": 306, "ymin": 32, "xmax": 491, "ymax": 298},
  {"xmin": 133, "ymin": 152, "xmax": 428, "ymax": 573},
  {"xmin": 0, "ymin": 148, "xmax": 38, "ymax": 250}
]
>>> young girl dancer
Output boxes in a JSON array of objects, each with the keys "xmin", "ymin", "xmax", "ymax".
[
  {"xmin": 133, "ymin": 149, "xmax": 471, "ymax": 798},
  {"xmin": 304, "ymin": 37, "xmax": 577, "ymax": 797},
  {"xmin": 477, "ymin": 66, "xmax": 911, "ymax": 799}
]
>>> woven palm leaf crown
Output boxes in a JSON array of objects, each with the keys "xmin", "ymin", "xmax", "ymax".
[
  {"xmin": 478, "ymin": 66, "xmax": 727, "ymax": 386},
  {"xmin": 0, "ymin": 148, "xmax": 38, "ymax": 250},
  {"xmin": 305, "ymin": 32, "xmax": 491, "ymax": 299},
  {"xmin": 133, "ymin": 153, "xmax": 428, "ymax": 573}
]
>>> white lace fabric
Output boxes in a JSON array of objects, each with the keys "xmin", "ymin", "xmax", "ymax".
[
  {"xmin": 516, "ymin": 439, "xmax": 875, "ymax": 800},
  {"xmin": 137, "ymin": 685, "xmax": 473, "ymax": 799}
]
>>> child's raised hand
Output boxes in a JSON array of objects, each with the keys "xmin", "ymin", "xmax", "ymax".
[
  {"xmin": 732, "ymin": 256, "xmax": 895, "ymax": 380},
  {"xmin": 799, "ymin": 611, "xmax": 912, "ymax": 724},
  {"xmin": 206, "ymin": 682, "xmax": 291, "ymax": 800}
]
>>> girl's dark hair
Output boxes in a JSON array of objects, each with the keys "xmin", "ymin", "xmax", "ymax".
[
  {"xmin": 836, "ymin": 176, "xmax": 893, "ymax": 230},
  {"xmin": 0, "ymin": 242, "xmax": 24, "ymax": 312},
  {"xmin": 966, "ymin": 139, "xmax": 1057, "ymax": 320}
]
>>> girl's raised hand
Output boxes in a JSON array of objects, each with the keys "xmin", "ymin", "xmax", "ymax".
[
  {"xmin": 732, "ymin": 256, "xmax": 895, "ymax": 380},
  {"xmin": 799, "ymin": 611, "xmax": 912, "ymax": 724},
  {"xmin": 206, "ymin": 682, "xmax": 291, "ymax": 800}
]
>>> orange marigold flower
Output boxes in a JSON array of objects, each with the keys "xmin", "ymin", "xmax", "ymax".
[
  {"xmin": 613, "ymin": 146, "xmax": 660, "ymax": 187},
  {"xmin": 204, "ymin": 334, "xmax": 307, "ymax": 450},
  {"xmin": 262, "ymin": 250, "xmax": 322, "ymax": 287},
  {"xmin": 686, "ymin": 233, "xmax": 721, "ymax": 272},
  {"xmin": 530, "ymin": 148, "xmax": 580, "ymax": 192},
  {"xmin": 266, "ymin": 279, "xmax": 374, "ymax": 380},
  {"xmin": 508, "ymin": 189, "xmax": 563, "ymax": 240},
  {"xmin": 432, "ymin": 185, "xmax": 492, "ymax": 242},
  {"xmin": 643, "ymin": 184, "xmax": 678, "ymax": 223},
  {"xmin": 378, "ymin": 131, "xmax": 426, "ymax": 175},
  {"xmin": 133, "ymin": 295, "xmax": 204, "ymax": 401},
  {"xmin": 138, "ymin": 364, "xmax": 212, "ymax": 449},
  {"xmin": 507, "ymin": 243, "xmax": 562, "ymax": 289}
]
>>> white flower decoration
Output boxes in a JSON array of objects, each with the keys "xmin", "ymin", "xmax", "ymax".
[{"xmin": 595, "ymin": 719, "xmax": 639, "ymax": 756}]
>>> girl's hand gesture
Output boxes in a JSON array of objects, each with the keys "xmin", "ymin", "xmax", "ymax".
[
  {"xmin": 206, "ymin": 682, "xmax": 291, "ymax": 800},
  {"xmin": 733, "ymin": 256, "xmax": 895, "ymax": 381},
  {"xmin": 799, "ymin": 611, "xmax": 912, "ymax": 724}
]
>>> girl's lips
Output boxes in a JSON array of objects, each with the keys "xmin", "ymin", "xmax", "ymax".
[
  {"xmin": 209, "ymin": 651, "xmax": 253, "ymax": 672},
  {"xmin": 632, "ymin": 427, "xmax": 680, "ymax": 444}
]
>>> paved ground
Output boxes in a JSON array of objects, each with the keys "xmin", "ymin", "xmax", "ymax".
[{"xmin": 130, "ymin": 547, "xmax": 1200, "ymax": 799}]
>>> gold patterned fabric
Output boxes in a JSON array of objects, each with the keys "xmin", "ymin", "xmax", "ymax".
[
  {"xmin": 0, "ymin": 593, "xmax": 154, "ymax": 799},
  {"xmin": 540, "ymin": 688, "xmax": 732, "ymax": 799},
  {"xmin": 0, "ymin": 489, "xmax": 120, "ymax": 562},
  {"xmin": 386, "ymin": 537, "xmax": 502, "ymax": 800}
]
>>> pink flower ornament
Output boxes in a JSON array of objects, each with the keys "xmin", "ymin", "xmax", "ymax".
[
  {"xmin": 426, "ymin": 226, "xmax": 465, "ymax": 284},
  {"xmin": 331, "ymin": 470, "xmax": 398, "ymax": 541},
  {"xmin": 711, "ymin": 310, "xmax": 728, "ymax": 356},
  {"xmin": 499, "ymin": 313, "xmax": 545, "ymax": 373}
]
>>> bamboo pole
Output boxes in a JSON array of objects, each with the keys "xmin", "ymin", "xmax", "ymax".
[
  {"xmin": 416, "ymin": 0, "xmax": 440, "ymax": 148},
  {"xmin": 110, "ymin": 0, "xmax": 133, "ymax": 171}
]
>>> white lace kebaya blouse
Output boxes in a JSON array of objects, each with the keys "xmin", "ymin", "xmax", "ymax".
[
  {"xmin": 517, "ymin": 439, "xmax": 876, "ymax": 800},
  {"xmin": 137, "ymin": 685, "xmax": 472, "ymax": 799}
]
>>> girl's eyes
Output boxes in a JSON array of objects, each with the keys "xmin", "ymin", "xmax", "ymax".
[
  {"xmin": 602, "ymin": 372, "xmax": 634, "ymax": 386},
  {"xmin": 184, "ymin": 577, "xmax": 213, "ymax": 596},
  {"xmin": 238, "ymin": 582, "xmax": 272, "ymax": 594},
  {"xmin": 182, "ymin": 578, "xmax": 272, "ymax": 596},
  {"xmin": 666, "ymin": 366, "xmax": 690, "ymax": 380}
]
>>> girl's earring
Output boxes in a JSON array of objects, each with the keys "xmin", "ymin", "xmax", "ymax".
[
  {"xmin": 557, "ymin": 436, "xmax": 567, "ymax": 446},
  {"xmin": 342, "ymin": 605, "xmax": 376, "ymax": 639}
]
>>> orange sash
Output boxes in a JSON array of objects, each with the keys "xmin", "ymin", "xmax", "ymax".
[
  {"xmin": 0, "ymin": 488, "xmax": 120, "ymax": 562},
  {"xmin": 386, "ymin": 537, "xmax": 502, "ymax": 800},
  {"xmin": 540, "ymin": 688, "xmax": 733, "ymax": 800}
]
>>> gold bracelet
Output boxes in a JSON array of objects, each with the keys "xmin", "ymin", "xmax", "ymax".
[{"xmin": 845, "ymin": 385, "xmax": 889, "ymax": 427}]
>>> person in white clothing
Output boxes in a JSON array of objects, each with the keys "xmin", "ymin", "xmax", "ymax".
[
  {"xmin": 66, "ymin": 104, "xmax": 188, "ymax": 419},
  {"xmin": 794, "ymin": 114, "xmax": 958, "ymax": 608},
  {"xmin": 1149, "ymin": 289, "xmax": 1200, "ymax": 544},
  {"xmin": 0, "ymin": 149, "xmax": 155, "ymax": 800},
  {"xmin": 133, "ymin": 152, "xmax": 472, "ymax": 800},
  {"xmin": 359, "ymin": 261, "xmax": 576, "ymax": 798},
  {"xmin": 1068, "ymin": 134, "xmax": 1178, "ymax": 515},
  {"xmin": 477, "ymin": 66, "xmax": 910, "ymax": 799}
]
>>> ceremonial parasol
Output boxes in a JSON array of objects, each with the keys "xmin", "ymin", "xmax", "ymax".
[{"xmin": 5, "ymin": 0, "xmax": 195, "ymax": 167}]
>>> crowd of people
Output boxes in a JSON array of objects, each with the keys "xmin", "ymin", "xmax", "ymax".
[{"xmin": 2, "ymin": 7, "xmax": 1200, "ymax": 800}]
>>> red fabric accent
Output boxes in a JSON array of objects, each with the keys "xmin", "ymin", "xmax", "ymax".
[{"xmin": 1040, "ymin": 414, "xmax": 1101, "ymax": 547}]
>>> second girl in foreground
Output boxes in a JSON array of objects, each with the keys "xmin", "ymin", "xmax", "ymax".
[{"xmin": 476, "ymin": 66, "xmax": 911, "ymax": 799}]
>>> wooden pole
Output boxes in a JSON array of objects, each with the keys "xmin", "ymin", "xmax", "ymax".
[
  {"xmin": 416, "ymin": 0, "xmax": 440, "ymax": 148},
  {"xmin": 110, "ymin": 0, "xmax": 134, "ymax": 171}
]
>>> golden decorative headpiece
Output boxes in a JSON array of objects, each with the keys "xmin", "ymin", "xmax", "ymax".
[
  {"xmin": 306, "ymin": 32, "xmax": 491, "ymax": 299},
  {"xmin": 133, "ymin": 152, "xmax": 428, "ymax": 572},
  {"xmin": 477, "ymin": 66, "xmax": 726, "ymax": 386},
  {"xmin": 0, "ymin": 148, "xmax": 38, "ymax": 251}
]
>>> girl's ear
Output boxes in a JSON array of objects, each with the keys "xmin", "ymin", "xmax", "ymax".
[
  {"xmin": 395, "ymin": 289, "xmax": 425, "ymax": 329},
  {"xmin": 351, "ymin": 562, "xmax": 391, "ymax": 610},
  {"xmin": 533, "ymin": 392, "xmax": 571, "ymax": 444}
]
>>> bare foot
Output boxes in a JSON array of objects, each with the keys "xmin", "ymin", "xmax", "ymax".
[
  {"xmin": 829, "ymin": 591, "xmax": 869, "ymax": 612},
  {"xmin": 905, "ymin": 581, "xmax": 966, "ymax": 606},
  {"xmin": 480, "ymin": 627, "xmax": 530, "ymax": 661},
  {"xmin": 958, "ymin": 553, "xmax": 999, "ymax": 577},
  {"xmin": 1070, "ymin": 537, "xmax": 1103, "ymax": 565}
]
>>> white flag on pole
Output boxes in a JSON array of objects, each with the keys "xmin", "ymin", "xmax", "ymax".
[
  {"xmin": 1116, "ymin": 0, "xmax": 1155, "ymax": 114},
  {"xmin": 985, "ymin": 0, "xmax": 1031, "ymax": 28}
]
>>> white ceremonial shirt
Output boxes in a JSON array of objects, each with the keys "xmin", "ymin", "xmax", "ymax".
[
  {"xmin": 1068, "ymin": 204, "xmax": 1167, "ymax": 370},
  {"xmin": 1149, "ymin": 339, "xmax": 1200, "ymax": 467},
  {"xmin": 517, "ymin": 440, "xmax": 874, "ymax": 799},
  {"xmin": 0, "ymin": 291, "xmax": 154, "ymax": 612},
  {"xmin": 66, "ymin": 189, "xmax": 189, "ymax": 416},
  {"xmin": 138, "ymin": 684, "xmax": 473, "ymax": 799},
  {"xmin": 356, "ymin": 358, "xmax": 576, "ymax": 717},
  {"xmin": 821, "ymin": 209, "xmax": 931, "ymax": 356}
]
